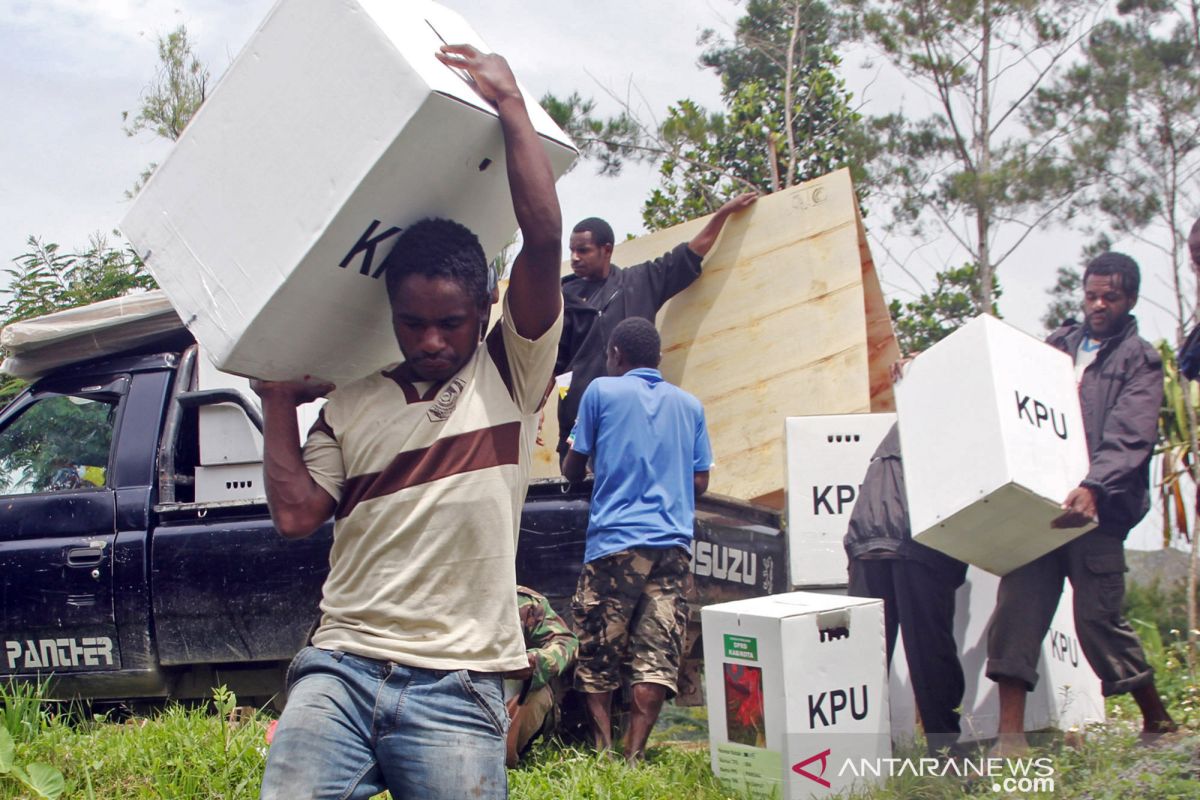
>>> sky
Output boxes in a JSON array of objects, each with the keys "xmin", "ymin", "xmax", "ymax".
[
  {"xmin": 1, "ymin": 0, "xmax": 1188, "ymax": 548},
  {"xmin": 0, "ymin": 0, "xmax": 739, "ymax": 275}
]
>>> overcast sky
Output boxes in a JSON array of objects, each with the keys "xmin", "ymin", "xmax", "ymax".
[
  {"xmin": 3, "ymin": 0, "xmax": 1186, "ymax": 336},
  {"xmin": 1, "ymin": 0, "xmax": 1187, "ymax": 547},
  {"xmin": 0, "ymin": 0, "xmax": 738, "ymax": 277}
]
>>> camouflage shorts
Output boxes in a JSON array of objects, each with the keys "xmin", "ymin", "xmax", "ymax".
[{"xmin": 571, "ymin": 546, "xmax": 691, "ymax": 696}]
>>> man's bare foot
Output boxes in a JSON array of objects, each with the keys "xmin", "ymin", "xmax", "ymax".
[
  {"xmin": 989, "ymin": 734, "xmax": 1030, "ymax": 759},
  {"xmin": 1139, "ymin": 719, "xmax": 1180, "ymax": 747}
]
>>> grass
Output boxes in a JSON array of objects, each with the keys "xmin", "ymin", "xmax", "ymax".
[
  {"xmin": 4, "ymin": 687, "xmax": 1196, "ymax": 799},
  {"xmin": 0, "ymin": 685, "xmax": 267, "ymax": 799},
  {"xmin": 3, "ymin": 580, "xmax": 1198, "ymax": 798}
]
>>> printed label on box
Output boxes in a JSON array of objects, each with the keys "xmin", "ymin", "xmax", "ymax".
[
  {"xmin": 716, "ymin": 743, "xmax": 782, "ymax": 800},
  {"xmin": 724, "ymin": 634, "xmax": 758, "ymax": 660}
]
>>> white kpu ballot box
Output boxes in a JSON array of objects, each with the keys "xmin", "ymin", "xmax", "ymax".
[
  {"xmin": 196, "ymin": 351, "xmax": 263, "ymax": 467},
  {"xmin": 889, "ymin": 566, "xmax": 1105, "ymax": 744},
  {"xmin": 955, "ymin": 567, "xmax": 1106, "ymax": 739},
  {"xmin": 702, "ymin": 593, "xmax": 890, "ymax": 800},
  {"xmin": 192, "ymin": 347, "xmax": 323, "ymax": 502},
  {"xmin": 784, "ymin": 414, "xmax": 897, "ymax": 588},
  {"xmin": 122, "ymin": 0, "xmax": 577, "ymax": 384},
  {"xmin": 896, "ymin": 314, "xmax": 1091, "ymax": 575}
]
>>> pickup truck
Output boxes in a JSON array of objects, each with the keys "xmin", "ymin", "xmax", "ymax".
[{"xmin": 0, "ymin": 338, "xmax": 785, "ymax": 708}]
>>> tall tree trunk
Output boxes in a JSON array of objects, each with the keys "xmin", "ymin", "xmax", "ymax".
[
  {"xmin": 976, "ymin": 0, "xmax": 994, "ymax": 313},
  {"xmin": 783, "ymin": 0, "xmax": 802, "ymax": 189}
]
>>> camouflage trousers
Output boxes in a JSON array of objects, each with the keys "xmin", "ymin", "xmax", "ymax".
[{"xmin": 571, "ymin": 546, "xmax": 691, "ymax": 696}]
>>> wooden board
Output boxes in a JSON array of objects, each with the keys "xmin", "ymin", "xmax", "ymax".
[{"xmin": 531, "ymin": 169, "xmax": 898, "ymax": 506}]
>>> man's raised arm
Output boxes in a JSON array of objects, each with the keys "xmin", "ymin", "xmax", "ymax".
[
  {"xmin": 687, "ymin": 192, "xmax": 758, "ymax": 258},
  {"xmin": 436, "ymin": 45, "xmax": 562, "ymax": 340}
]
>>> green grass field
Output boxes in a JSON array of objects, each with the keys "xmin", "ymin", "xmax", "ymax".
[
  {"xmin": 2, "ymin": 683, "xmax": 1197, "ymax": 799},
  {"xmin": 2, "ymin": 581, "xmax": 1197, "ymax": 799}
]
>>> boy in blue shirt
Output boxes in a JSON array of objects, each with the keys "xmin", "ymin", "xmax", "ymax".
[{"xmin": 563, "ymin": 317, "xmax": 713, "ymax": 763}]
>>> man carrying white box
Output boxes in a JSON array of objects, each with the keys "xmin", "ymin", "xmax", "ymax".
[
  {"xmin": 985, "ymin": 253, "xmax": 1176, "ymax": 755},
  {"xmin": 252, "ymin": 46, "xmax": 562, "ymax": 799}
]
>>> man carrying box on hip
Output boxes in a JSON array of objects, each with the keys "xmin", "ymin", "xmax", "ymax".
[
  {"xmin": 562, "ymin": 317, "xmax": 713, "ymax": 764},
  {"xmin": 985, "ymin": 252, "xmax": 1176, "ymax": 756},
  {"xmin": 252, "ymin": 45, "xmax": 562, "ymax": 800}
]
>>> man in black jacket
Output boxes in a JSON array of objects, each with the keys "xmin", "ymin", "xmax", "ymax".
[
  {"xmin": 554, "ymin": 193, "xmax": 757, "ymax": 461},
  {"xmin": 985, "ymin": 252, "xmax": 1175, "ymax": 755},
  {"xmin": 845, "ymin": 423, "xmax": 969, "ymax": 756}
]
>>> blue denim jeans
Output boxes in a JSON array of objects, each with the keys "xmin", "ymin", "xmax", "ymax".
[{"xmin": 260, "ymin": 647, "xmax": 509, "ymax": 800}]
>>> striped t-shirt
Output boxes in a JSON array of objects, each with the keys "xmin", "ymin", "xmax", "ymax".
[{"xmin": 302, "ymin": 297, "xmax": 561, "ymax": 672}]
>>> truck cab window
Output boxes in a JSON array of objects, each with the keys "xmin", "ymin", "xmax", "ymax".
[{"xmin": 0, "ymin": 395, "xmax": 117, "ymax": 495}]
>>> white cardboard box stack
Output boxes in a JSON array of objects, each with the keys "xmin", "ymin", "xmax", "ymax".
[
  {"xmin": 895, "ymin": 314, "xmax": 1091, "ymax": 575},
  {"xmin": 702, "ymin": 593, "xmax": 890, "ymax": 800},
  {"xmin": 121, "ymin": 0, "xmax": 577, "ymax": 384},
  {"xmin": 784, "ymin": 414, "xmax": 897, "ymax": 588}
]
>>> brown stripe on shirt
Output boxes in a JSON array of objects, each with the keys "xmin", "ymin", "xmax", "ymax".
[{"xmin": 335, "ymin": 420, "xmax": 522, "ymax": 519}]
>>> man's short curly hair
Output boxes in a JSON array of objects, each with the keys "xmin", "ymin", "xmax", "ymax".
[
  {"xmin": 1084, "ymin": 251, "xmax": 1140, "ymax": 298},
  {"xmin": 381, "ymin": 218, "xmax": 489, "ymax": 307},
  {"xmin": 572, "ymin": 217, "xmax": 615, "ymax": 249},
  {"xmin": 609, "ymin": 317, "xmax": 661, "ymax": 369}
]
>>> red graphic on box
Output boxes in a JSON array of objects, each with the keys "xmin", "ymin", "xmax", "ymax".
[{"xmin": 724, "ymin": 663, "xmax": 765, "ymax": 747}]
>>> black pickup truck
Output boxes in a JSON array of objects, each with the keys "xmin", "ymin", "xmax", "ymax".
[{"xmin": 0, "ymin": 341, "xmax": 785, "ymax": 708}]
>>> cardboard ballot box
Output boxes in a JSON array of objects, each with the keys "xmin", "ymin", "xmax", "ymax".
[
  {"xmin": 196, "ymin": 352, "xmax": 263, "ymax": 466},
  {"xmin": 195, "ymin": 463, "xmax": 266, "ymax": 503},
  {"xmin": 954, "ymin": 567, "xmax": 1106, "ymax": 739},
  {"xmin": 193, "ymin": 347, "xmax": 322, "ymax": 502},
  {"xmin": 703, "ymin": 593, "xmax": 890, "ymax": 800},
  {"xmin": 122, "ymin": 0, "xmax": 577, "ymax": 384},
  {"xmin": 889, "ymin": 566, "xmax": 1105, "ymax": 744},
  {"xmin": 784, "ymin": 413, "xmax": 897, "ymax": 588},
  {"xmin": 895, "ymin": 314, "xmax": 1090, "ymax": 575}
]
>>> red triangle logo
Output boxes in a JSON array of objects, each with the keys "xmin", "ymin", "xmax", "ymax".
[{"xmin": 791, "ymin": 748, "xmax": 832, "ymax": 788}]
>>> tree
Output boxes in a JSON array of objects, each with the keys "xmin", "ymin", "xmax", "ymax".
[
  {"xmin": 850, "ymin": 0, "xmax": 1101, "ymax": 313},
  {"xmin": 1, "ymin": 236, "xmax": 157, "ymax": 325},
  {"xmin": 542, "ymin": 0, "xmax": 868, "ymax": 229},
  {"xmin": 0, "ymin": 236, "xmax": 158, "ymax": 403},
  {"xmin": 0, "ymin": 25, "xmax": 206, "ymax": 403},
  {"xmin": 1041, "ymin": 265, "xmax": 1081, "ymax": 331},
  {"xmin": 122, "ymin": 25, "xmax": 210, "ymax": 197},
  {"xmin": 1031, "ymin": 0, "xmax": 1200, "ymax": 661},
  {"xmin": 1040, "ymin": 236, "xmax": 1118, "ymax": 331},
  {"xmin": 1031, "ymin": 0, "xmax": 1200, "ymax": 324},
  {"xmin": 887, "ymin": 262, "xmax": 1001, "ymax": 354}
]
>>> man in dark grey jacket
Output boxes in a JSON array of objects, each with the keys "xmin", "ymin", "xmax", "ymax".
[
  {"xmin": 555, "ymin": 193, "xmax": 757, "ymax": 461},
  {"xmin": 985, "ymin": 252, "xmax": 1176, "ymax": 755},
  {"xmin": 845, "ymin": 423, "xmax": 969, "ymax": 755}
]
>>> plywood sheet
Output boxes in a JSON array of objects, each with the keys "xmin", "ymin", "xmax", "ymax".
[{"xmin": 532, "ymin": 169, "xmax": 897, "ymax": 505}]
